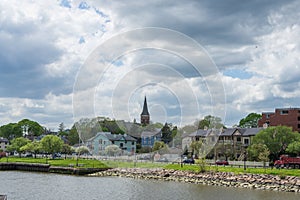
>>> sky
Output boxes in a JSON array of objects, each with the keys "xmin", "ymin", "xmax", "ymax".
[{"xmin": 0, "ymin": 0, "xmax": 300, "ymax": 130}]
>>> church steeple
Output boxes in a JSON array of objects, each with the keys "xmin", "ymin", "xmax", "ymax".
[{"xmin": 141, "ymin": 96, "xmax": 150, "ymax": 125}]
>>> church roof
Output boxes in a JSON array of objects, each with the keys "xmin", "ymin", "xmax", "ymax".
[{"xmin": 141, "ymin": 96, "xmax": 150, "ymax": 116}]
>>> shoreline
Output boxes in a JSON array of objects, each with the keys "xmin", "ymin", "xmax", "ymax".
[
  {"xmin": 89, "ymin": 168, "xmax": 300, "ymax": 193},
  {"xmin": 0, "ymin": 162, "xmax": 109, "ymax": 175}
]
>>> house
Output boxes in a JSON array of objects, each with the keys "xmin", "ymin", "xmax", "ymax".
[
  {"xmin": 185, "ymin": 128, "xmax": 263, "ymax": 160},
  {"xmin": 86, "ymin": 132, "xmax": 137, "ymax": 155},
  {"xmin": 0, "ymin": 137, "xmax": 9, "ymax": 151},
  {"xmin": 141, "ymin": 128, "xmax": 162, "ymax": 147},
  {"xmin": 258, "ymin": 108, "xmax": 300, "ymax": 132}
]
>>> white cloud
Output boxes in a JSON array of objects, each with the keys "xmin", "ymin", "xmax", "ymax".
[{"xmin": 1, "ymin": 0, "xmax": 300, "ymax": 130}]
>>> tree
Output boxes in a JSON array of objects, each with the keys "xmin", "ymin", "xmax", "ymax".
[
  {"xmin": 250, "ymin": 126, "xmax": 299, "ymax": 160},
  {"xmin": 61, "ymin": 144, "xmax": 73, "ymax": 159},
  {"xmin": 105, "ymin": 145, "xmax": 121, "ymax": 156},
  {"xmin": 58, "ymin": 122, "xmax": 67, "ymax": 136},
  {"xmin": 152, "ymin": 141, "xmax": 167, "ymax": 152},
  {"xmin": 247, "ymin": 143, "xmax": 270, "ymax": 162},
  {"xmin": 20, "ymin": 140, "xmax": 41, "ymax": 158},
  {"xmin": 40, "ymin": 135, "xmax": 63, "ymax": 159},
  {"xmin": 0, "ymin": 123, "xmax": 22, "ymax": 140},
  {"xmin": 239, "ymin": 113, "xmax": 262, "ymax": 128},
  {"xmin": 161, "ymin": 123, "xmax": 173, "ymax": 144},
  {"xmin": 198, "ymin": 115, "xmax": 224, "ymax": 129},
  {"xmin": 18, "ymin": 119, "xmax": 44, "ymax": 136},
  {"xmin": 286, "ymin": 141, "xmax": 300, "ymax": 156},
  {"xmin": 76, "ymin": 146, "xmax": 90, "ymax": 156},
  {"xmin": 258, "ymin": 147, "xmax": 270, "ymax": 169},
  {"xmin": 190, "ymin": 140, "xmax": 202, "ymax": 158},
  {"xmin": 67, "ymin": 125, "xmax": 79, "ymax": 145},
  {"xmin": 7, "ymin": 137, "xmax": 31, "ymax": 157}
]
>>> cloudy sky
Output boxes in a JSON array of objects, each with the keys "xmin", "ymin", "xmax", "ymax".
[{"xmin": 1, "ymin": 0, "xmax": 300, "ymax": 130}]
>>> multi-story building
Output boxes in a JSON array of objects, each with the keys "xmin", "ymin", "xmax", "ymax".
[
  {"xmin": 185, "ymin": 128, "xmax": 263, "ymax": 160},
  {"xmin": 0, "ymin": 137, "xmax": 9, "ymax": 151},
  {"xmin": 86, "ymin": 132, "xmax": 137, "ymax": 155},
  {"xmin": 258, "ymin": 108, "xmax": 300, "ymax": 132}
]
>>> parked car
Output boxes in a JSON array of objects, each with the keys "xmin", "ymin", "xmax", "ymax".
[
  {"xmin": 157, "ymin": 157, "xmax": 168, "ymax": 162},
  {"xmin": 183, "ymin": 158, "xmax": 195, "ymax": 164},
  {"xmin": 0, "ymin": 152, "xmax": 6, "ymax": 158},
  {"xmin": 215, "ymin": 160, "xmax": 229, "ymax": 165}
]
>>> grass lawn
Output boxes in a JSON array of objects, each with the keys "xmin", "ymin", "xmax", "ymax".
[
  {"xmin": 165, "ymin": 163, "xmax": 300, "ymax": 177},
  {"xmin": 2, "ymin": 157, "xmax": 300, "ymax": 177},
  {"xmin": 101, "ymin": 160, "xmax": 168, "ymax": 168},
  {"xmin": 0, "ymin": 157, "xmax": 108, "ymax": 169}
]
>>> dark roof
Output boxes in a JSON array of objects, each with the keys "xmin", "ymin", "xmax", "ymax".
[
  {"xmin": 189, "ymin": 129, "xmax": 210, "ymax": 137},
  {"xmin": 242, "ymin": 128, "xmax": 263, "ymax": 136},
  {"xmin": 89, "ymin": 132, "xmax": 137, "ymax": 142},
  {"xmin": 141, "ymin": 96, "xmax": 149, "ymax": 116},
  {"xmin": 0, "ymin": 137, "xmax": 8, "ymax": 142},
  {"xmin": 189, "ymin": 128, "xmax": 263, "ymax": 137},
  {"xmin": 141, "ymin": 128, "xmax": 161, "ymax": 137}
]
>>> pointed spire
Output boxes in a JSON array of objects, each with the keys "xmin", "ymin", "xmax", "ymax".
[{"xmin": 141, "ymin": 96, "xmax": 149, "ymax": 115}]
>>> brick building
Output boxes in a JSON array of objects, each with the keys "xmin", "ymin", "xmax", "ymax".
[{"xmin": 258, "ymin": 108, "xmax": 300, "ymax": 132}]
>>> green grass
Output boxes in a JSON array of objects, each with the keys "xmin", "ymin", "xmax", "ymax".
[
  {"xmin": 165, "ymin": 163, "xmax": 300, "ymax": 177},
  {"xmin": 2, "ymin": 157, "xmax": 300, "ymax": 177},
  {"xmin": 101, "ymin": 160, "xmax": 168, "ymax": 168},
  {"xmin": 0, "ymin": 157, "xmax": 108, "ymax": 168}
]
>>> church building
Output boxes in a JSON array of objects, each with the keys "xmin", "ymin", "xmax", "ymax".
[{"xmin": 140, "ymin": 96, "xmax": 150, "ymax": 125}]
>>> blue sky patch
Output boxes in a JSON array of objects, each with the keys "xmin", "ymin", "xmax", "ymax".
[
  {"xmin": 78, "ymin": 2, "xmax": 90, "ymax": 10},
  {"xmin": 223, "ymin": 68, "xmax": 252, "ymax": 79},
  {"xmin": 60, "ymin": 0, "xmax": 71, "ymax": 8}
]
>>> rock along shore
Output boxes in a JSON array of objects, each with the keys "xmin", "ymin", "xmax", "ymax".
[{"xmin": 89, "ymin": 168, "xmax": 300, "ymax": 193}]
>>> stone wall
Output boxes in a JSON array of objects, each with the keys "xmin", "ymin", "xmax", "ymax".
[{"xmin": 89, "ymin": 168, "xmax": 300, "ymax": 193}]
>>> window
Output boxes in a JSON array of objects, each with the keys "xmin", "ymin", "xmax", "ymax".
[
  {"xmin": 99, "ymin": 139, "xmax": 102, "ymax": 144},
  {"xmin": 266, "ymin": 114, "xmax": 270, "ymax": 119},
  {"xmin": 244, "ymin": 138, "xmax": 249, "ymax": 145},
  {"xmin": 280, "ymin": 110, "xmax": 289, "ymax": 115},
  {"xmin": 132, "ymin": 142, "xmax": 134, "ymax": 145},
  {"xmin": 298, "ymin": 124, "xmax": 300, "ymax": 129},
  {"xmin": 298, "ymin": 116, "xmax": 300, "ymax": 121},
  {"xmin": 237, "ymin": 137, "xmax": 241, "ymax": 142}
]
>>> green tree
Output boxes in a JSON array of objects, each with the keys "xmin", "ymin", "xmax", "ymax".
[
  {"xmin": 58, "ymin": 122, "xmax": 67, "ymax": 136},
  {"xmin": 18, "ymin": 119, "xmax": 44, "ymax": 136},
  {"xmin": 40, "ymin": 135, "xmax": 63, "ymax": 159},
  {"xmin": 258, "ymin": 147, "xmax": 270, "ymax": 169},
  {"xmin": 190, "ymin": 140, "xmax": 202, "ymax": 158},
  {"xmin": 67, "ymin": 125, "xmax": 80, "ymax": 145},
  {"xmin": 161, "ymin": 123, "xmax": 172, "ymax": 144},
  {"xmin": 0, "ymin": 123, "xmax": 22, "ymax": 140},
  {"xmin": 105, "ymin": 145, "xmax": 121, "ymax": 156},
  {"xmin": 61, "ymin": 144, "xmax": 73, "ymax": 159},
  {"xmin": 152, "ymin": 141, "xmax": 167, "ymax": 152},
  {"xmin": 251, "ymin": 126, "xmax": 299, "ymax": 160},
  {"xmin": 198, "ymin": 115, "xmax": 224, "ymax": 129},
  {"xmin": 7, "ymin": 137, "xmax": 31, "ymax": 157},
  {"xmin": 20, "ymin": 140, "xmax": 41, "ymax": 158},
  {"xmin": 239, "ymin": 113, "xmax": 262, "ymax": 128},
  {"xmin": 247, "ymin": 143, "xmax": 270, "ymax": 162},
  {"xmin": 76, "ymin": 146, "xmax": 90, "ymax": 156},
  {"xmin": 286, "ymin": 141, "xmax": 300, "ymax": 156}
]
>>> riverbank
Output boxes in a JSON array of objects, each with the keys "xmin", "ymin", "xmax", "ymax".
[
  {"xmin": 89, "ymin": 168, "xmax": 300, "ymax": 193},
  {"xmin": 0, "ymin": 162, "xmax": 109, "ymax": 175}
]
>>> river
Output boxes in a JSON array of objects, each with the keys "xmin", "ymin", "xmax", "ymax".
[{"xmin": 0, "ymin": 171, "xmax": 299, "ymax": 200}]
